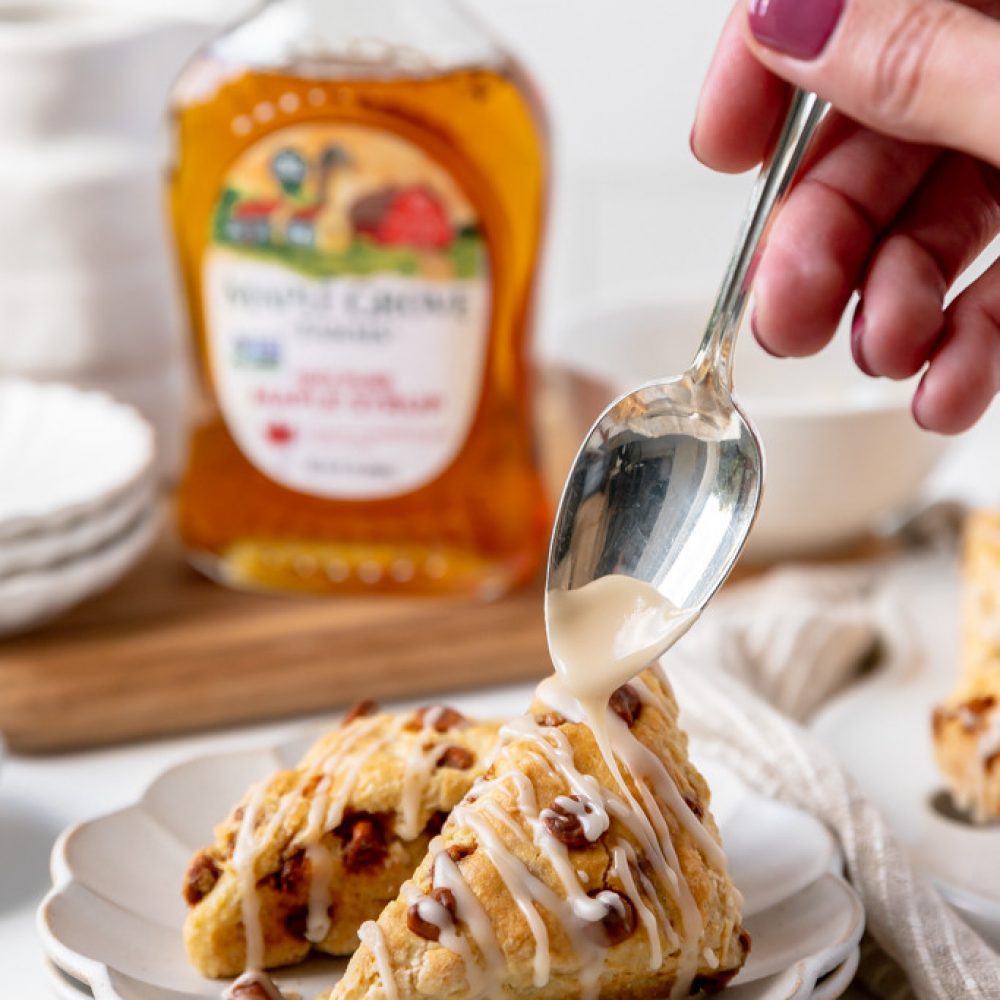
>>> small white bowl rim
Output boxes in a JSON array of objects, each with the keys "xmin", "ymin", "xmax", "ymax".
[{"xmin": 550, "ymin": 292, "xmax": 922, "ymax": 421}]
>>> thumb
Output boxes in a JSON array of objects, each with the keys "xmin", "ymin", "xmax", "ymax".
[{"xmin": 744, "ymin": 0, "xmax": 1000, "ymax": 167}]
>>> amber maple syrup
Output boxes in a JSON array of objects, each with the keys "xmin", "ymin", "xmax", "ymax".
[{"xmin": 169, "ymin": 4, "xmax": 549, "ymax": 598}]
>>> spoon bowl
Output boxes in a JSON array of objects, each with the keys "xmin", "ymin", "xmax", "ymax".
[
  {"xmin": 547, "ymin": 369, "xmax": 763, "ymax": 613},
  {"xmin": 547, "ymin": 91, "xmax": 827, "ymax": 621}
]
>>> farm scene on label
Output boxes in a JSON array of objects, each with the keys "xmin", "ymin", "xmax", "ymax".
[{"xmin": 212, "ymin": 123, "xmax": 487, "ymax": 280}]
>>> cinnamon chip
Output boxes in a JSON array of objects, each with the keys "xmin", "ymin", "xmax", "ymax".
[
  {"xmin": 586, "ymin": 889, "xmax": 637, "ymax": 946},
  {"xmin": 683, "ymin": 795, "xmax": 705, "ymax": 821},
  {"xmin": 438, "ymin": 746, "xmax": 475, "ymax": 770},
  {"xmin": 541, "ymin": 796, "xmax": 591, "ymax": 849},
  {"xmin": 267, "ymin": 850, "xmax": 306, "ymax": 893},
  {"xmin": 424, "ymin": 810, "xmax": 449, "ymax": 837},
  {"xmin": 183, "ymin": 851, "xmax": 221, "ymax": 906},
  {"xmin": 406, "ymin": 887, "xmax": 457, "ymax": 941},
  {"xmin": 343, "ymin": 699, "xmax": 380, "ymax": 726},
  {"xmin": 410, "ymin": 706, "xmax": 465, "ymax": 733},
  {"xmin": 609, "ymin": 685, "xmax": 642, "ymax": 727},
  {"xmin": 336, "ymin": 813, "xmax": 389, "ymax": 873},
  {"xmin": 446, "ymin": 844, "xmax": 475, "ymax": 864},
  {"xmin": 284, "ymin": 905, "xmax": 308, "ymax": 939}
]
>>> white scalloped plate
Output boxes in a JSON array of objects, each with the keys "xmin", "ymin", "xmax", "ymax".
[
  {"xmin": 0, "ymin": 378, "xmax": 154, "ymax": 539},
  {"xmin": 39, "ymin": 731, "xmax": 864, "ymax": 1000}
]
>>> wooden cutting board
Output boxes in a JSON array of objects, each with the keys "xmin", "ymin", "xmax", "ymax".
[{"xmin": 0, "ymin": 528, "xmax": 552, "ymax": 754}]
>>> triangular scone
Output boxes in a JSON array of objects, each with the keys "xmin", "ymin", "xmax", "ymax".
[
  {"xmin": 183, "ymin": 702, "xmax": 502, "ymax": 978},
  {"xmin": 326, "ymin": 669, "xmax": 749, "ymax": 1000}
]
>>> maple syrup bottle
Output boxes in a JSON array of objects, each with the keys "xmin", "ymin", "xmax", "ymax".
[{"xmin": 169, "ymin": 0, "xmax": 550, "ymax": 597}]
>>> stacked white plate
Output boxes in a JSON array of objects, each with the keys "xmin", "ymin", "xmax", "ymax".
[{"xmin": 0, "ymin": 378, "xmax": 159, "ymax": 637}]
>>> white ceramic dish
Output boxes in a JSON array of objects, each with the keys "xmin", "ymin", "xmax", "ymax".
[
  {"xmin": 0, "ymin": 1, "xmax": 218, "ymax": 143},
  {"xmin": 0, "ymin": 379, "xmax": 155, "ymax": 539},
  {"xmin": 810, "ymin": 552, "xmax": 1000, "ymax": 950},
  {"xmin": 0, "ymin": 503, "xmax": 159, "ymax": 637},
  {"xmin": 0, "ymin": 479, "xmax": 156, "ymax": 578},
  {"xmin": 547, "ymin": 295, "xmax": 948, "ymax": 560},
  {"xmin": 38, "ymin": 728, "xmax": 863, "ymax": 1000}
]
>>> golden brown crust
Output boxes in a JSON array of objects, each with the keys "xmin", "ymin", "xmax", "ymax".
[
  {"xmin": 326, "ymin": 670, "xmax": 748, "ymax": 999},
  {"xmin": 933, "ymin": 511, "xmax": 1000, "ymax": 821},
  {"xmin": 933, "ymin": 672, "xmax": 1000, "ymax": 822},
  {"xmin": 183, "ymin": 707, "xmax": 501, "ymax": 978}
]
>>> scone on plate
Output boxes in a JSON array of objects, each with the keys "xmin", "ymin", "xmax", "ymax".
[
  {"xmin": 325, "ymin": 668, "xmax": 749, "ymax": 1000},
  {"xmin": 933, "ymin": 673, "xmax": 1000, "ymax": 823},
  {"xmin": 183, "ymin": 702, "xmax": 502, "ymax": 978},
  {"xmin": 933, "ymin": 510, "xmax": 1000, "ymax": 822}
]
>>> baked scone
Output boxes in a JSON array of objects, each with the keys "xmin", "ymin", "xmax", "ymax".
[
  {"xmin": 933, "ymin": 673, "xmax": 1000, "ymax": 823},
  {"xmin": 933, "ymin": 510, "xmax": 1000, "ymax": 822},
  {"xmin": 325, "ymin": 669, "xmax": 749, "ymax": 1000},
  {"xmin": 183, "ymin": 702, "xmax": 502, "ymax": 978}
]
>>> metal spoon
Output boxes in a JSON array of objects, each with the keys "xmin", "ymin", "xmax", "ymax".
[{"xmin": 546, "ymin": 90, "xmax": 828, "ymax": 616}]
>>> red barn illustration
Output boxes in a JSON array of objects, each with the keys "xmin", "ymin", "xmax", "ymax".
[{"xmin": 350, "ymin": 184, "xmax": 454, "ymax": 250}]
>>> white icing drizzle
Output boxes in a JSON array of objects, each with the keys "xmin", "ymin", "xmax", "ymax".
[
  {"xmin": 223, "ymin": 970, "xmax": 286, "ymax": 1000},
  {"xmin": 544, "ymin": 795, "xmax": 610, "ymax": 844},
  {"xmin": 451, "ymin": 805, "xmax": 554, "ymax": 988},
  {"xmin": 227, "ymin": 713, "xmax": 408, "ymax": 981},
  {"xmin": 232, "ymin": 783, "xmax": 268, "ymax": 970},
  {"xmin": 610, "ymin": 841, "xmax": 662, "ymax": 970},
  {"xmin": 305, "ymin": 841, "xmax": 334, "ymax": 943},
  {"xmin": 358, "ymin": 921, "xmax": 399, "ymax": 1000},
  {"xmin": 398, "ymin": 718, "xmax": 454, "ymax": 841},
  {"xmin": 432, "ymin": 850, "xmax": 507, "ymax": 990}
]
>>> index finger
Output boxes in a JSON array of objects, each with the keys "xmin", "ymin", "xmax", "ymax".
[{"xmin": 692, "ymin": 1, "xmax": 791, "ymax": 173}]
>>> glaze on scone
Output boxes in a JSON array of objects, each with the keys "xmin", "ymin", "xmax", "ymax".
[
  {"xmin": 183, "ymin": 703, "xmax": 502, "ymax": 978},
  {"xmin": 933, "ymin": 511, "xmax": 1000, "ymax": 822},
  {"xmin": 323, "ymin": 668, "xmax": 749, "ymax": 1000}
]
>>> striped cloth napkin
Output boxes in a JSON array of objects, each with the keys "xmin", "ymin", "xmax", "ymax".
[{"xmin": 666, "ymin": 559, "xmax": 1000, "ymax": 1000}]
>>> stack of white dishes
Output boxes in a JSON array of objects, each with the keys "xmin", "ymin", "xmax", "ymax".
[
  {"xmin": 0, "ymin": 378, "xmax": 159, "ymax": 638},
  {"xmin": 0, "ymin": 0, "xmax": 251, "ymax": 481}
]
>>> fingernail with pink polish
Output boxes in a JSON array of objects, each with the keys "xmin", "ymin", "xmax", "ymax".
[
  {"xmin": 748, "ymin": 0, "xmax": 846, "ymax": 60},
  {"xmin": 851, "ymin": 303, "xmax": 876, "ymax": 377},
  {"xmin": 751, "ymin": 311, "xmax": 781, "ymax": 358}
]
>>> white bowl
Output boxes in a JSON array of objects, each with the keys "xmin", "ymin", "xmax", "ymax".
[
  {"xmin": 0, "ymin": 502, "xmax": 159, "ymax": 638},
  {"xmin": 0, "ymin": 379, "xmax": 155, "ymax": 538},
  {"xmin": 0, "ymin": 1, "xmax": 220, "ymax": 142},
  {"xmin": 548, "ymin": 295, "xmax": 950, "ymax": 560}
]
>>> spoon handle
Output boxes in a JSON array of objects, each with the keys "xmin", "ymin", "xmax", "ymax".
[{"xmin": 692, "ymin": 89, "xmax": 828, "ymax": 390}]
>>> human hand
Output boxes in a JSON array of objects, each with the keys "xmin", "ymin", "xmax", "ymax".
[{"xmin": 692, "ymin": 0, "xmax": 1000, "ymax": 433}]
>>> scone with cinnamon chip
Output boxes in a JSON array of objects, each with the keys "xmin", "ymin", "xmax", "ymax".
[
  {"xmin": 325, "ymin": 669, "xmax": 749, "ymax": 999},
  {"xmin": 183, "ymin": 702, "xmax": 501, "ymax": 978},
  {"xmin": 933, "ymin": 510, "xmax": 1000, "ymax": 822}
]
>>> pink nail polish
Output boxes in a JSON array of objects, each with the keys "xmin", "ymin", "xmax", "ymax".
[
  {"xmin": 748, "ymin": 0, "xmax": 846, "ymax": 60},
  {"xmin": 751, "ymin": 311, "xmax": 782, "ymax": 357},
  {"xmin": 850, "ymin": 303, "xmax": 876, "ymax": 378}
]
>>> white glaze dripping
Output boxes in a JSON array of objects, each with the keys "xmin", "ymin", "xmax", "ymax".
[
  {"xmin": 432, "ymin": 850, "xmax": 507, "ymax": 993},
  {"xmin": 223, "ymin": 970, "xmax": 287, "ymax": 1000},
  {"xmin": 358, "ymin": 921, "xmax": 399, "ymax": 1000},
  {"xmin": 232, "ymin": 783, "xmax": 268, "ymax": 971}
]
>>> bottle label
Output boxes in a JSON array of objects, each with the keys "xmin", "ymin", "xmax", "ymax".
[{"xmin": 203, "ymin": 122, "xmax": 490, "ymax": 499}]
